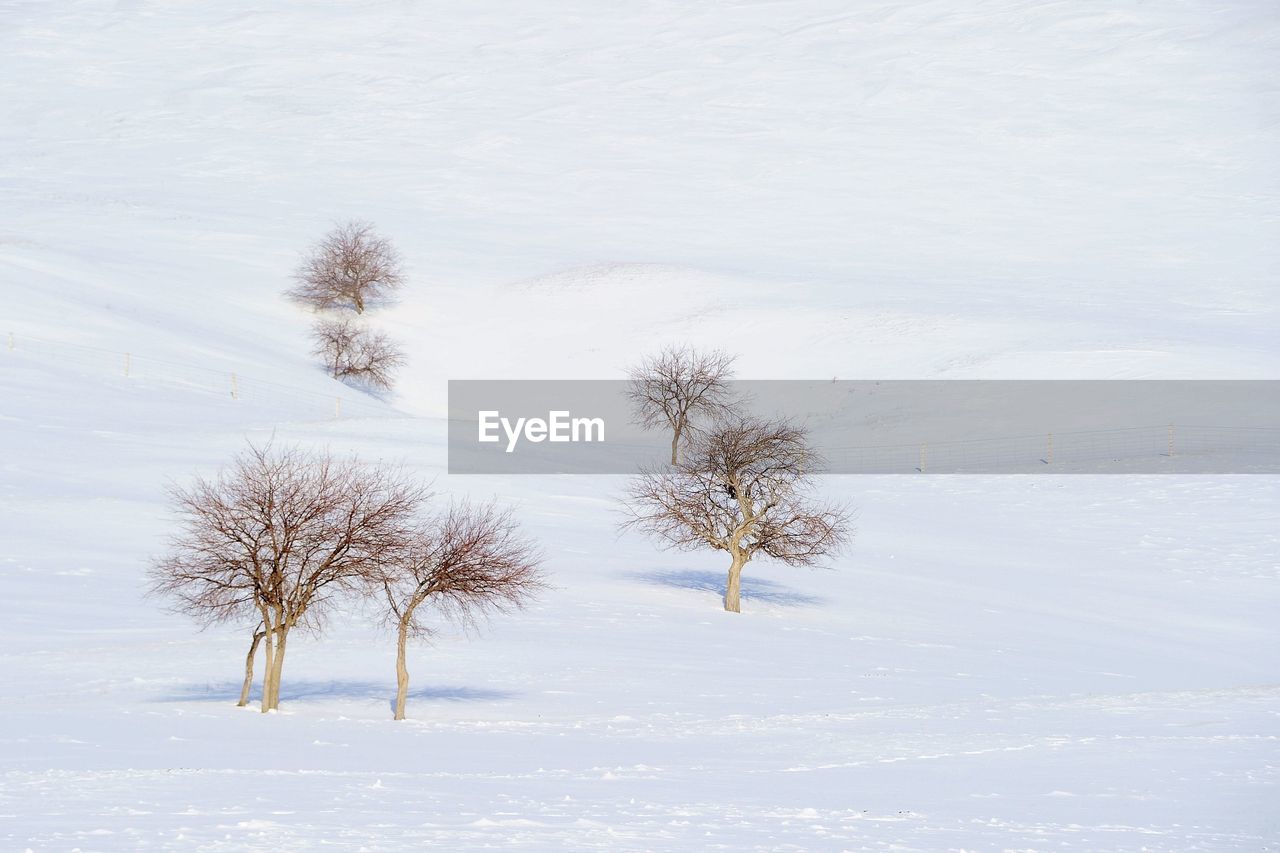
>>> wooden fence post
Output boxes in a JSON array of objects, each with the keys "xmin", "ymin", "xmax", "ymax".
[
  {"xmin": 919, "ymin": 443, "xmax": 927, "ymax": 473},
  {"xmin": 123, "ymin": 352, "xmax": 131, "ymax": 377},
  {"xmin": 335, "ymin": 397, "xmax": 342, "ymax": 419},
  {"xmin": 1046, "ymin": 432, "xmax": 1054, "ymax": 464},
  {"xmin": 1167, "ymin": 424, "xmax": 1175, "ymax": 457}
]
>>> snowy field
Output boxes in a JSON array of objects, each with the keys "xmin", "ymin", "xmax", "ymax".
[{"xmin": 2, "ymin": 1, "xmax": 1279, "ymax": 850}]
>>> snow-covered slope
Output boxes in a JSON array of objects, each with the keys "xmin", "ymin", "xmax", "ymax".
[{"xmin": 2, "ymin": 1, "xmax": 1278, "ymax": 850}]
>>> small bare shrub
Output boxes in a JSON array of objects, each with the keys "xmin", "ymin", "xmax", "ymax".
[{"xmin": 311, "ymin": 317, "xmax": 405, "ymax": 392}]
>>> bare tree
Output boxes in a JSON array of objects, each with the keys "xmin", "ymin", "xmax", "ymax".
[
  {"xmin": 149, "ymin": 442, "xmax": 428, "ymax": 712},
  {"xmin": 310, "ymin": 317, "xmax": 405, "ymax": 392},
  {"xmin": 289, "ymin": 221, "xmax": 404, "ymax": 314},
  {"xmin": 622, "ymin": 416, "xmax": 850, "ymax": 613},
  {"xmin": 626, "ymin": 346, "xmax": 738, "ymax": 464},
  {"xmin": 371, "ymin": 501, "xmax": 545, "ymax": 721}
]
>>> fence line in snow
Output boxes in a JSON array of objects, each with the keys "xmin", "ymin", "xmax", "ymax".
[
  {"xmin": 7, "ymin": 331, "xmax": 1276, "ymax": 470},
  {"xmin": 4, "ymin": 331, "xmax": 398, "ymax": 421},
  {"xmin": 822, "ymin": 423, "xmax": 1280, "ymax": 473}
]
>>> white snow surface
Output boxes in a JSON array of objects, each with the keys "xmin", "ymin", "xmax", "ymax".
[{"xmin": 1, "ymin": 1, "xmax": 1279, "ymax": 850}]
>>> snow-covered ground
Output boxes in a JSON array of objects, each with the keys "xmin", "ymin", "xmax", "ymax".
[{"xmin": 2, "ymin": 1, "xmax": 1278, "ymax": 849}]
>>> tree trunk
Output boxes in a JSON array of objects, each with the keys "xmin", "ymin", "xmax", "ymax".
[
  {"xmin": 265, "ymin": 628, "xmax": 289, "ymax": 711},
  {"xmin": 724, "ymin": 552, "xmax": 747, "ymax": 613},
  {"xmin": 238, "ymin": 627, "xmax": 266, "ymax": 707},
  {"xmin": 393, "ymin": 617, "xmax": 411, "ymax": 721},
  {"xmin": 670, "ymin": 426, "xmax": 681, "ymax": 465},
  {"xmin": 353, "ymin": 290, "xmax": 364, "ymax": 313},
  {"xmin": 258, "ymin": 620, "xmax": 276, "ymax": 714}
]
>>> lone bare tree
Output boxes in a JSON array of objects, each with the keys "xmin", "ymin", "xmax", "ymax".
[
  {"xmin": 289, "ymin": 221, "xmax": 404, "ymax": 314},
  {"xmin": 311, "ymin": 317, "xmax": 405, "ymax": 391},
  {"xmin": 149, "ymin": 442, "xmax": 427, "ymax": 712},
  {"xmin": 622, "ymin": 416, "xmax": 850, "ymax": 613},
  {"xmin": 371, "ymin": 501, "xmax": 545, "ymax": 721},
  {"xmin": 626, "ymin": 346, "xmax": 738, "ymax": 464}
]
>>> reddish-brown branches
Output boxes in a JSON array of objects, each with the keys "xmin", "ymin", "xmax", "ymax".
[
  {"xmin": 310, "ymin": 317, "xmax": 405, "ymax": 392},
  {"xmin": 289, "ymin": 220, "xmax": 404, "ymax": 314},
  {"xmin": 148, "ymin": 442, "xmax": 428, "ymax": 712}
]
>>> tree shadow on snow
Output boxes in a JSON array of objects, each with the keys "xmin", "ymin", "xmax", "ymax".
[
  {"xmin": 154, "ymin": 680, "xmax": 517, "ymax": 705},
  {"xmin": 629, "ymin": 569, "xmax": 826, "ymax": 607}
]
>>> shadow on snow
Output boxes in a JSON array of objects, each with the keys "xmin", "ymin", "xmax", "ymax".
[
  {"xmin": 629, "ymin": 569, "xmax": 826, "ymax": 607},
  {"xmin": 154, "ymin": 680, "xmax": 517, "ymax": 705}
]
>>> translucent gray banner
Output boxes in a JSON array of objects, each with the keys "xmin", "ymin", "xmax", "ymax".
[{"xmin": 447, "ymin": 380, "xmax": 1280, "ymax": 474}]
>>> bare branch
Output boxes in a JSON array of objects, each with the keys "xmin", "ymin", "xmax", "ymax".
[{"xmin": 375, "ymin": 501, "xmax": 547, "ymax": 638}]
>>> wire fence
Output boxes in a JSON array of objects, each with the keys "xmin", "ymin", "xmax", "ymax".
[
  {"xmin": 4, "ymin": 331, "xmax": 400, "ymax": 421},
  {"xmin": 825, "ymin": 424, "xmax": 1280, "ymax": 473}
]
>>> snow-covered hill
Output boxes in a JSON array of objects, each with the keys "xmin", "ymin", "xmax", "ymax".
[{"xmin": 1, "ymin": 1, "xmax": 1278, "ymax": 849}]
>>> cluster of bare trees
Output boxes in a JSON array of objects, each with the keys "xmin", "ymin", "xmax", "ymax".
[
  {"xmin": 289, "ymin": 221, "xmax": 406, "ymax": 392},
  {"xmin": 623, "ymin": 346, "xmax": 852, "ymax": 613},
  {"xmin": 150, "ymin": 346, "xmax": 850, "ymax": 721},
  {"xmin": 149, "ymin": 443, "xmax": 544, "ymax": 719}
]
